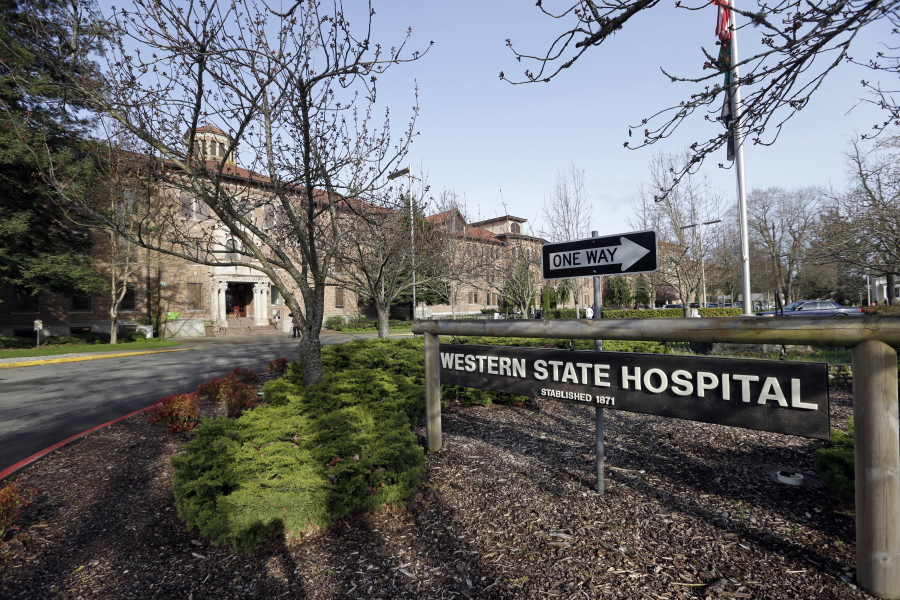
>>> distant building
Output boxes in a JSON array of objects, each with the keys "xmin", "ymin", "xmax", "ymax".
[{"xmin": 1, "ymin": 130, "xmax": 554, "ymax": 338}]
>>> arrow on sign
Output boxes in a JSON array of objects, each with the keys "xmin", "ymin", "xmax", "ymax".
[{"xmin": 548, "ymin": 237, "xmax": 651, "ymax": 272}]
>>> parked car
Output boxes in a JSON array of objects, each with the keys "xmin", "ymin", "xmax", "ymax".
[
  {"xmin": 756, "ymin": 300, "xmax": 865, "ymax": 317},
  {"xmin": 662, "ymin": 304, "xmax": 683, "ymax": 309}
]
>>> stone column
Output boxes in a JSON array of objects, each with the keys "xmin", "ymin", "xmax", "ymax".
[
  {"xmin": 209, "ymin": 280, "xmax": 220, "ymax": 323},
  {"xmin": 218, "ymin": 281, "xmax": 228, "ymax": 327},
  {"xmin": 254, "ymin": 282, "xmax": 268, "ymax": 325}
]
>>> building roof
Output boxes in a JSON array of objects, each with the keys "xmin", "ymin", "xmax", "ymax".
[
  {"xmin": 192, "ymin": 124, "xmax": 231, "ymax": 138},
  {"xmin": 468, "ymin": 215, "xmax": 528, "ymax": 228},
  {"xmin": 466, "ymin": 227, "xmax": 503, "ymax": 242}
]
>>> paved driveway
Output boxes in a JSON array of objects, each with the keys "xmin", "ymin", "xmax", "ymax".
[{"xmin": 0, "ymin": 332, "xmax": 411, "ymax": 474}]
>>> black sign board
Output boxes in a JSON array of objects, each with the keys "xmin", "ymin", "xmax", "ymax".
[
  {"xmin": 440, "ymin": 345, "xmax": 830, "ymax": 439},
  {"xmin": 542, "ymin": 230, "xmax": 658, "ymax": 280}
]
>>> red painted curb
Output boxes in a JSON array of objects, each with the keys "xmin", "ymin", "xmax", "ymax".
[{"xmin": 0, "ymin": 404, "xmax": 158, "ymax": 481}]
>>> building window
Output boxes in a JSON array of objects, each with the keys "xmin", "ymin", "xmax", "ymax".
[
  {"xmin": 70, "ymin": 292, "xmax": 92, "ymax": 312},
  {"xmin": 334, "ymin": 288, "xmax": 344, "ymax": 308},
  {"xmin": 188, "ymin": 283, "xmax": 203, "ymax": 310},
  {"xmin": 14, "ymin": 286, "xmax": 39, "ymax": 312},
  {"xmin": 511, "ymin": 223, "xmax": 521, "ymax": 234},
  {"xmin": 120, "ymin": 283, "xmax": 136, "ymax": 311},
  {"xmin": 271, "ymin": 286, "xmax": 283, "ymax": 305},
  {"xmin": 219, "ymin": 142, "xmax": 226, "ymax": 157}
]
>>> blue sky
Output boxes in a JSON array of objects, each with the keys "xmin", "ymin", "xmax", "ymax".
[
  {"xmin": 98, "ymin": 0, "xmax": 891, "ymax": 237},
  {"xmin": 364, "ymin": 0, "xmax": 891, "ymax": 236}
]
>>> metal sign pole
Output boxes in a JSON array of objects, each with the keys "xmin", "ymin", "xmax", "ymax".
[{"xmin": 592, "ymin": 231, "xmax": 605, "ymax": 494}]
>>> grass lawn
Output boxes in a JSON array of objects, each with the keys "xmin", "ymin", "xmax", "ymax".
[{"xmin": 0, "ymin": 339, "xmax": 180, "ymax": 359}]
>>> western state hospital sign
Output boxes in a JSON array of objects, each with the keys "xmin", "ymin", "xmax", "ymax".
[{"xmin": 440, "ymin": 345, "xmax": 830, "ymax": 439}]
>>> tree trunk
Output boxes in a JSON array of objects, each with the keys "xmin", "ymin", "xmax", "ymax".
[
  {"xmin": 295, "ymin": 291, "xmax": 325, "ymax": 384},
  {"xmin": 298, "ymin": 330, "xmax": 324, "ymax": 384},
  {"xmin": 110, "ymin": 314, "xmax": 118, "ymax": 343},
  {"xmin": 888, "ymin": 273, "xmax": 896, "ymax": 305},
  {"xmin": 375, "ymin": 302, "xmax": 390, "ymax": 338}
]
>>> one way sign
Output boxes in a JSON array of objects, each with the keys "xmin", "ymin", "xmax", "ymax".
[{"xmin": 542, "ymin": 230, "xmax": 658, "ymax": 279}]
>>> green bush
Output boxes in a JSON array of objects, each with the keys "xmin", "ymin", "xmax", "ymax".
[
  {"xmin": 543, "ymin": 308, "xmax": 580, "ymax": 319},
  {"xmin": 816, "ymin": 419, "xmax": 855, "ymax": 501},
  {"xmin": 323, "ymin": 316, "xmax": 346, "ymax": 330},
  {"xmin": 602, "ymin": 308, "xmax": 684, "ymax": 319},
  {"xmin": 43, "ymin": 332, "xmax": 111, "ymax": 345},
  {"xmin": 0, "ymin": 335, "xmax": 32, "ymax": 349},
  {"xmin": 173, "ymin": 340, "xmax": 427, "ymax": 553},
  {"xmin": 698, "ymin": 307, "xmax": 744, "ymax": 318},
  {"xmin": 445, "ymin": 335, "xmax": 667, "ymax": 355},
  {"xmin": 321, "ymin": 337, "xmax": 426, "ymax": 383}
]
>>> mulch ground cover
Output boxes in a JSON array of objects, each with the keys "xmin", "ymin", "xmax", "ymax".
[{"xmin": 0, "ymin": 387, "xmax": 872, "ymax": 599}]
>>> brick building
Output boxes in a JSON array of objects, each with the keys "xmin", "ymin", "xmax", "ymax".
[{"xmin": 1, "ymin": 126, "xmax": 554, "ymax": 339}]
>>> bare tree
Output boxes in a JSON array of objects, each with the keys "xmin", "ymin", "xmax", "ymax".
[
  {"xmin": 814, "ymin": 135, "xmax": 900, "ymax": 303},
  {"xmin": 500, "ymin": 244, "xmax": 541, "ymax": 317},
  {"xmin": 333, "ymin": 188, "xmax": 447, "ymax": 338},
  {"xmin": 21, "ymin": 0, "xmax": 429, "ymax": 383},
  {"xmin": 502, "ymin": 0, "xmax": 900, "ymax": 195},
  {"xmin": 94, "ymin": 141, "xmax": 147, "ymax": 344},
  {"xmin": 629, "ymin": 151, "xmax": 726, "ymax": 311},
  {"xmin": 541, "ymin": 164, "xmax": 592, "ymax": 315},
  {"xmin": 422, "ymin": 189, "xmax": 501, "ymax": 319},
  {"xmin": 747, "ymin": 187, "xmax": 822, "ymax": 304}
]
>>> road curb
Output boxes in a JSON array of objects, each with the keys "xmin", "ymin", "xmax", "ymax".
[
  {"xmin": 0, "ymin": 404, "xmax": 158, "ymax": 481},
  {"xmin": 0, "ymin": 348, "xmax": 193, "ymax": 369}
]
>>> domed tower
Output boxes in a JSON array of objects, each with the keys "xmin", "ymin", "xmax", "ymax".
[{"xmin": 187, "ymin": 124, "xmax": 236, "ymax": 165}]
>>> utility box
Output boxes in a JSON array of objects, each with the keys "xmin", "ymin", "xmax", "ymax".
[{"xmin": 135, "ymin": 325, "xmax": 154, "ymax": 338}]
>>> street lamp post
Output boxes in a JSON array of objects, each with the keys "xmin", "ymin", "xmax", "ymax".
[
  {"xmin": 680, "ymin": 219, "xmax": 722, "ymax": 308},
  {"xmin": 388, "ymin": 166, "xmax": 417, "ymax": 319}
]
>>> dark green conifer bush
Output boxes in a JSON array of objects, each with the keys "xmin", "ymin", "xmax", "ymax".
[{"xmin": 172, "ymin": 340, "xmax": 426, "ymax": 553}]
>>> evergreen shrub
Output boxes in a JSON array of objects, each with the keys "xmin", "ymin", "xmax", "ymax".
[
  {"xmin": 446, "ymin": 336, "xmax": 667, "ymax": 355},
  {"xmin": 172, "ymin": 339, "xmax": 426, "ymax": 553},
  {"xmin": 43, "ymin": 332, "xmax": 110, "ymax": 345},
  {"xmin": 0, "ymin": 335, "xmax": 32, "ymax": 349},
  {"xmin": 543, "ymin": 308, "xmax": 579, "ymax": 319},
  {"xmin": 816, "ymin": 419, "xmax": 855, "ymax": 501},
  {"xmin": 602, "ymin": 308, "xmax": 684, "ymax": 319},
  {"xmin": 698, "ymin": 307, "xmax": 744, "ymax": 317},
  {"xmin": 323, "ymin": 316, "xmax": 346, "ymax": 330}
]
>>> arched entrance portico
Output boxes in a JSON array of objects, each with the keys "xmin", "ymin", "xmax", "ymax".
[{"xmin": 211, "ymin": 276, "xmax": 271, "ymax": 328}]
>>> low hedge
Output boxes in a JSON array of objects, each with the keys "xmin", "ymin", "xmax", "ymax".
[
  {"xmin": 172, "ymin": 339, "xmax": 427, "ymax": 553},
  {"xmin": 323, "ymin": 316, "xmax": 409, "ymax": 331},
  {"xmin": 445, "ymin": 335, "xmax": 667, "ymax": 355}
]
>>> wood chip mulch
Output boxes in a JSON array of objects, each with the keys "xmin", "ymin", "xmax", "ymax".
[{"xmin": 0, "ymin": 387, "xmax": 871, "ymax": 600}]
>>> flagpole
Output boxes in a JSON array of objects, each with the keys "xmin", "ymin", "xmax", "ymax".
[{"xmin": 729, "ymin": 0, "xmax": 753, "ymax": 316}]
